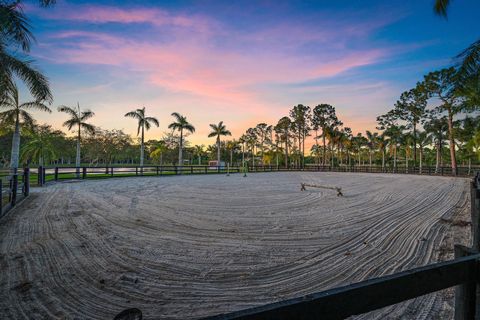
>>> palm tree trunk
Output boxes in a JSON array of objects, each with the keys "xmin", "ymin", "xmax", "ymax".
[
  {"xmin": 230, "ymin": 148, "xmax": 233, "ymax": 166},
  {"xmin": 140, "ymin": 124, "xmax": 144, "ymax": 167},
  {"xmin": 178, "ymin": 129, "xmax": 183, "ymax": 166},
  {"xmin": 76, "ymin": 124, "xmax": 81, "ymax": 178},
  {"xmin": 369, "ymin": 151, "xmax": 372, "ymax": 167},
  {"xmin": 284, "ymin": 134, "xmax": 289, "ymax": 168},
  {"xmin": 217, "ymin": 136, "xmax": 221, "ymax": 163},
  {"xmin": 10, "ymin": 113, "xmax": 21, "ymax": 171}
]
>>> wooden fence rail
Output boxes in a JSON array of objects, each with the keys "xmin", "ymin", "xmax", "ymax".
[
  {"xmin": 33, "ymin": 165, "xmax": 242, "ymax": 186},
  {"xmin": 248, "ymin": 165, "xmax": 478, "ymax": 177},
  {"xmin": 0, "ymin": 168, "xmax": 30, "ymax": 217},
  {"xmin": 201, "ymin": 253, "xmax": 480, "ymax": 320},
  {"xmin": 197, "ymin": 172, "xmax": 480, "ymax": 320},
  {"xmin": 30, "ymin": 164, "xmax": 478, "ymax": 187}
]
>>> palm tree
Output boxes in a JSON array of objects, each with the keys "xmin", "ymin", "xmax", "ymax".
[
  {"xmin": 0, "ymin": 79, "xmax": 51, "ymax": 171},
  {"xmin": 1, "ymin": 1, "xmax": 53, "ymax": 103},
  {"xmin": 226, "ymin": 140, "xmax": 239, "ymax": 166},
  {"xmin": 168, "ymin": 112, "xmax": 195, "ymax": 166},
  {"xmin": 377, "ymin": 134, "xmax": 388, "ymax": 170},
  {"xmin": 21, "ymin": 127, "xmax": 56, "ymax": 167},
  {"xmin": 58, "ymin": 103, "xmax": 95, "ymax": 176},
  {"xmin": 417, "ymin": 131, "xmax": 431, "ymax": 174},
  {"xmin": 150, "ymin": 141, "xmax": 168, "ymax": 165},
  {"xmin": 124, "ymin": 107, "xmax": 159, "ymax": 167},
  {"xmin": 208, "ymin": 121, "xmax": 231, "ymax": 164},
  {"xmin": 192, "ymin": 145, "xmax": 204, "ymax": 165}
]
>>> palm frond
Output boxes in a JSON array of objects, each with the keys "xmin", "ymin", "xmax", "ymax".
[
  {"xmin": 58, "ymin": 105, "xmax": 78, "ymax": 118},
  {"xmin": 20, "ymin": 110, "xmax": 35, "ymax": 128},
  {"xmin": 208, "ymin": 132, "xmax": 217, "ymax": 138},
  {"xmin": 184, "ymin": 123, "xmax": 195, "ymax": 133},
  {"xmin": 124, "ymin": 110, "xmax": 141, "ymax": 119},
  {"xmin": 62, "ymin": 118, "xmax": 77, "ymax": 131},
  {"xmin": 144, "ymin": 120, "xmax": 151, "ymax": 131},
  {"xmin": 80, "ymin": 110, "xmax": 95, "ymax": 121},
  {"xmin": 171, "ymin": 112, "xmax": 183, "ymax": 122},
  {"xmin": 0, "ymin": 2, "xmax": 35, "ymax": 52},
  {"xmin": 168, "ymin": 123, "xmax": 179, "ymax": 130},
  {"xmin": 20, "ymin": 101, "xmax": 52, "ymax": 113},
  {"xmin": 145, "ymin": 117, "xmax": 159, "ymax": 127},
  {"xmin": 1, "ymin": 51, "xmax": 52, "ymax": 102},
  {"xmin": 456, "ymin": 39, "xmax": 480, "ymax": 76},
  {"xmin": 434, "ymin": 0, "xmax": 450, "ymax": 18},
  {"xmin": 81, "ymin": 122, "xmax": 96, "ymax": 135}
]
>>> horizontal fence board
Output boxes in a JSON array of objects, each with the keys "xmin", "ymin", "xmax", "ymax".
[{"xmin": 203, "ymin": 254, "xmax": 480, "ymax": 320}]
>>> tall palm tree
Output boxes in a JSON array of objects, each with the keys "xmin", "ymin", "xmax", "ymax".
[
  {"xmin": 58, "ymin": 103, "xmax": 95, "ymax": 176},
  {"xmin": 1, "ymin": 1, "xmax": 53, "ymax": 103},
  {"xmin": 124, "ymin": 107, "xmax": 159, "ymax": 167},
  {"xmin": 168, "ymin": 112, "xmax": 195, "ymax": 166},
  {"xmin": 208, "ymin": 121, "xmax": 231, "ymax": 164},
  {"xmin": 0, "ymin": 79, "xmax": 51, "ymax": 171}
]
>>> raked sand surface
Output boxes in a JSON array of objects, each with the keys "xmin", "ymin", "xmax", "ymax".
[{"xmin": 0, "ymin": 172, "xmax": 472, "ymax": 319}]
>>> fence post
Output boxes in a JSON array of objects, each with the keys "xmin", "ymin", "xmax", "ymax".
[
  {"xmin": 156, "ymin": 166, "xmax": 159, "ymax": 175},
  {"xmin": 82, "ymin": 167, "xmax": 87, "ymax": 179},
  {"xmin": 111, "ymin": 167, "xmax": 114, "ymax": 177},
  {"xmin": 454, "ymin": 245, "xmax": 477, "ymax": 320},
  {"xmin": 38, "ymin": 166, "xmax": 43, "ymax": 186},
  {"xmin": 136, "ymin": 167, "xmax": 138, "ymax": 176},
  {"xmin": 175, "ymin": 166, "xmax": 178, "ymax": 175},
  {"xmin": 0, "ymin": 182, "xmax": 2, "ymax": 214},
  {"xmin": 191, "ymin": 166, "xmax": 194, "ymax": 174},
  {"xmin": 54, "ymin": 167, "xmax": 58, "ymax": 181},
  {"xmin": 472, "ymin": 178, "xmax": 480, "ymax": 251},
  {"xmin": 11, "ymin": 171, "xmax": 18, "ymax": 207},
  {"xmin": 23, "ymin": 168, "xmax": 30, "ymax": 196},
  {"xmin": 205, "ymin": 166, "xmax": 207, "ymax": 174}
]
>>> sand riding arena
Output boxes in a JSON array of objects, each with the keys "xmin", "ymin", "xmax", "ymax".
[{"xmin": 0, "ymin": 172, "xmax": 471, "ymax": 319}]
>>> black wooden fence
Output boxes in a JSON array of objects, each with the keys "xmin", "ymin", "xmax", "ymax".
[
  {"xmin": 34, "ymin": 165, "xmax": 242, "ymax": 186},
  {"xmin": 0, "ymin": 168, "xmax": 30, "ymax": 217},
  {"xmin": 195, "ymin": 172, "xmax": 480, "ymax": 320},
  {"xmin": 32, "ymin": 164, "xmax": 477, "ymax": 187},
  {"xmin": 248, "ymin": 164, "xmax": 478, "ymax": 177}
]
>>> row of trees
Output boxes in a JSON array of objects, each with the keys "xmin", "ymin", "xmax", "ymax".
[{"xmin": 1, "ymin": 0, "xmax": 479, "ymax": 174}]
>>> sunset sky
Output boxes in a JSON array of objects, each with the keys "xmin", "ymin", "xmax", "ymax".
[{"xmin": 24, "ymin": 0, "xmax": 480, "ymax": 147}]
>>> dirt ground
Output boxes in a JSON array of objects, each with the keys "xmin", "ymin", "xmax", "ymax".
[{"xmin": 0, "ymin": 172, "xmax": 471, "ymax": 319}]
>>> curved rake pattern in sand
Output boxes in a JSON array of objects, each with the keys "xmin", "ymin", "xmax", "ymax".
[{"xmin": 0, "ymin": 172, "xmax": 470, "ymax": 319}]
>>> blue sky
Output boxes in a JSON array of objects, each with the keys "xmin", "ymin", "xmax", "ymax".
[{"xmin": 22, "ymin": 0, "xmax": 480, "ymax": 145}]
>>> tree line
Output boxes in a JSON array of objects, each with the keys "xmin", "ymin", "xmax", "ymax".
[{"xmin": 1, "ymin": 0, "xmax": 479, "ymax": 174}]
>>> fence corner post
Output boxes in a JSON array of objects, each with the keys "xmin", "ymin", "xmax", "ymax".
[
  {"xmin": 454, "ymin": 245, "xmax": 477, "ymax": 320},
  {"xmin": 54, "ymin": 167, "xmax": 59, "ymax": 181}
]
